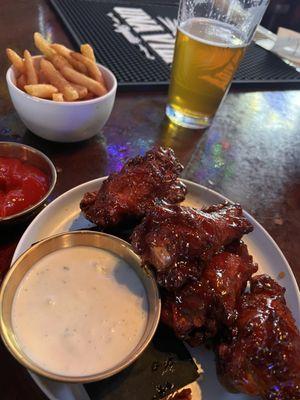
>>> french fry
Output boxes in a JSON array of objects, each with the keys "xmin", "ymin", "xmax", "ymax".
[
  {"xmin": 17, "ymin": 74, "xmax": 27, "ymax": 90},
  {"xmin": 50, "ymin": 43, "xmax": 71, "ymax": 58},
  {"xmin": 38, "ymin": 69, "xmax": 49, "ymax": 84},
  {"xmin": 51, "ymin": 44, "xmax": 87, "ymax": 74},
  {"xmin": 40, "ymin": 59, "xmax": 79, "ymax": 101},
  {"xmin": 24, "ymin": 50, "xmax": 38, "ymax": 84},
  {"xmin": 24, "ymin": 84, "xmax": 58, "ymax": 99},
  {"xmin": 9, "ymin": 37, "xmax": 105, "ymax": 101},
  {"xmin": 83, "ymin": 92, "xmax": 95, "ymax": 100},
  {"xmin": 70, "ymin": 83, "xmax": 88, "ymax": 99},
  {"xmin": 61, "ymin": 66, "xmax": 107, "ymax": 97},
  {"xmin": 68, "ymin": 57, "xmax": 88, "ymax": 74},
  {"xmin": 6, "ymin": 48, "xmax": 25, "ymax": 74},
  {"xmin": 71, "ymin": 52, "xmax": 105, "ymax": 85},
  {"xmin": 52, "ymin": 93, "xmax": 64, "ymax": 102},
  {"xmin": 50, "ymin": 54, "xmax": 73, "ymax": 71},
  {"xmin": 34, "ymin": 32, "xmax": 56, "ymax": 58},
  {"xmin": 80, "ymin": 44, "xmax": 95, "ymax": 62}
]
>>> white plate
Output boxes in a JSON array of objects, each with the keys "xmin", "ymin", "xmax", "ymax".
[{"xmin": 13, "ymin": 178, "xmax": 300, "ymax": 400}]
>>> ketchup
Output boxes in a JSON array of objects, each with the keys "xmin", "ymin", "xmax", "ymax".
[{"xmin": 0, "ymin": 157, "xmax": 49, "ymax": 218}]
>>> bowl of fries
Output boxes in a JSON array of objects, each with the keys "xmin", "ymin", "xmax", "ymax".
[{"xmin": 6, "ymin": 33, "xmax": 117, "ymax": 143}]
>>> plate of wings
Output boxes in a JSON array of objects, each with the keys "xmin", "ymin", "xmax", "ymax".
[{"xmin": 13, "ymin": 147, "xmax": 300, "ymax": 400}]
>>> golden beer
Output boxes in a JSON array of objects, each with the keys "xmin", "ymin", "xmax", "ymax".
[{"xmin": 167, "ymin": 18, "xmax": 247, "ymax": 127}]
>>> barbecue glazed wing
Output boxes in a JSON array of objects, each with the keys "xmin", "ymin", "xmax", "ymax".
[
  {"xmin": 131, "ymin": 203, "xmax": 253, "ymax": 275},
  {"xmin": 80, "ymin": 147, "xmax": 186, "ymax": 228},
  {"xmin": 217, "ymin": 274, "xmax": 300, "ymax": 400},
  {"xmin": 161, "ymin": 241, "xmax": 257, "ymax": 345},
  {"xmin": 156, "ymin": 238, "xmax": 255, "ymax": 292},
  {"xmin": 156, "ymin": 260, "xmax": 203, "ymax": 292}
]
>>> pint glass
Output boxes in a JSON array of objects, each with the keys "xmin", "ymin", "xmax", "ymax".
[{"xmin": 166, "ymin": 0, "xmax": 269, "ymax": 128}]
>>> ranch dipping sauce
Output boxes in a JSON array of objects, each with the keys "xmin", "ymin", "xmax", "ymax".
[{"xmin": 11, "ymin": 246, "xmax": 148, "ymax": 377}]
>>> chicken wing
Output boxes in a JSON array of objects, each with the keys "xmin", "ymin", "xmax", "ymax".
[
  {"xmin": 217, "ymin": 274, "xmax": 300, "ymax": 399},
  {"xmin": 80, "ymin": 147, "xmax": 186, "ymax": 228},
  {"xmin": 131, "ymin": 202, "xmax": 253, "ymax": 275},
  {"xmin": 156, "ymin": 260, "xmax": 203, "ymax": 292},
  {"xmin": 161, "ymin": 241, "xmax": 257, "ymax": 345}
]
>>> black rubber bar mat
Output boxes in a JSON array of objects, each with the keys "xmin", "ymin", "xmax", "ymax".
[
  {"xmin": 49, "ymin": 0, "xmax": 300, "ymax": 89},
  {"xmin": 84, "ymin": 324, "xmax": 200, "ymax": 400}
]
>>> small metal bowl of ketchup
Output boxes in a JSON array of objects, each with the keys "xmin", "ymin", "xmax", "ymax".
[{"xmin": 0, "ymin": 141, "xmax": 57, "ymax": 227}]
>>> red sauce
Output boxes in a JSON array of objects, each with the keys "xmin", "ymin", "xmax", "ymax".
[{"xmin": 0, "ymin": 157, "xmax": 49, "ymax": 218}]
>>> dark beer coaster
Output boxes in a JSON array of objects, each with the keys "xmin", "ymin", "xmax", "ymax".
[
  {"xmin": 84, "ymin": 323, "xmax": 200, "ymax": 400},
  {"xmin": 49, "ymin": 0, "xmax": 300, "ymax": 89}
]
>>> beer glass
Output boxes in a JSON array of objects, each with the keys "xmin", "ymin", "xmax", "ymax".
[{"xmin": 166, "ymin": 0, "xmax": 269, "ymax": 128}]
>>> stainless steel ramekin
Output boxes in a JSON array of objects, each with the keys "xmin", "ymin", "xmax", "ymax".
[
  {"xmin": 0, "ymin": 231, "xmax": 161, "ymax": 383},
  {"xmin": 0, "ymin": 141, "xmax": 57, "ymax": 227}
]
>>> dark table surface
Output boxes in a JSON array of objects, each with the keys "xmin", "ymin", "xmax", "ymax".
[{"xmin": 0, "ymin": 1, "xmax": 300, "ymax": 399}]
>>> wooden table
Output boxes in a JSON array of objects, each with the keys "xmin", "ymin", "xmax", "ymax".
[{"xmin": 1, "ymin": 1, "xmax": 299, "ymax": 399}]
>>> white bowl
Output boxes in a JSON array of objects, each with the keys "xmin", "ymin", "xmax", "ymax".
[{"xmin": 6, "ymin": 55, "xmax": 117, "ymax": 143}]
